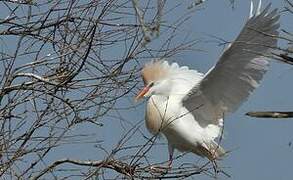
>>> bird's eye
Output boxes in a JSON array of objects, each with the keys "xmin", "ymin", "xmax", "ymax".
[{"xmin": 149, "ymin": 82, "xmax": 154, "ymax": 87}]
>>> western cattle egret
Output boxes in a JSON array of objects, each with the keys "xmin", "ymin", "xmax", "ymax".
[{"xmin": 136, "ymin": 0, "xmax": 279, "ymax": 166}]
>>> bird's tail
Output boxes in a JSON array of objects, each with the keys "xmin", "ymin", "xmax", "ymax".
[
  {"xmin": 208, "ymin": 141, "xmax": 226, "ymax": 160},
  {"xmin": 196, "ymin": 141, "xmax": 226, "ymax": 161}
]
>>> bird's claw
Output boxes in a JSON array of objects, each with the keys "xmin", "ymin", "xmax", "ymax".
[{"xmin": 149, "ymin": 164, "xmax": 171, "ymax": 174}]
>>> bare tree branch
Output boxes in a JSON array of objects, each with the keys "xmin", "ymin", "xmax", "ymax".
[{"xmin": 246, "ymin": 111, "xmax": 293, "ymax": 118}]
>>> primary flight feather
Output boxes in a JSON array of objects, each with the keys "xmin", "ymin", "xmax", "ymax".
[{"xmin": 136, "ymin": 0, "xmax": 279, "ymax": 165}]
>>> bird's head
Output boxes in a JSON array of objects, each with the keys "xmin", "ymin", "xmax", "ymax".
[{"xmin": 135, "ymin": 60, "xmax": 172, "ymax": 101}]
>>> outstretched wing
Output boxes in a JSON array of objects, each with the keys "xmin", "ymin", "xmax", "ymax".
[{"xmin": 182, "ymin": 2, "xmax": 279, "ymax": 129}]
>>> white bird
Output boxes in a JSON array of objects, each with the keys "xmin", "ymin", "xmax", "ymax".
[{"xmin": 135, "ymin": 0, "xmax": 279, "ymax": 165}]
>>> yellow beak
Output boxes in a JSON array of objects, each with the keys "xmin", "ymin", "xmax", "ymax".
[{"xmin": 135, "ymin": 86, "xmax": 150, "ymax": 101}]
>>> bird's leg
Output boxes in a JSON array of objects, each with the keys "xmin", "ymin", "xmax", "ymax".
[
  {"xmin": 167, "ymin": 144, "xmax": 174, "ymax": 168},
  {"xmin": 211, "ymin": 159, "xmax": 220, "ymax": 177},
  {"xmin": 150, "ymin": 145, "xmax": 174, "ymax": 173}
]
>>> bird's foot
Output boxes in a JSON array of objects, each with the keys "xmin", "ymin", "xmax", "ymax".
[
  {"xmin": 149, "ymin": 165, "xmax": 169, "ymax": 174},
  {"xmin": 210, "ymin": 159, "xmax": 221, "ymax": 178},
  {"xmin": 149, "ymin": 162, "xmax": 171, "ymax": 174},
  {"xmin": 211, "ymin": 160, "xmax": 219, "ymax": 173}
]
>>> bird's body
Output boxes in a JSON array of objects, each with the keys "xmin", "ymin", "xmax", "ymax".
[
  {"xmin": 143, "ymin": 62, "xmax": 224, "ymax": 160},
  {"xmin": 136, "ymin": 0, "xmax": 279, "ymax": 163}
]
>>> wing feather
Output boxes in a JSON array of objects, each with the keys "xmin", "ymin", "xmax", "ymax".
[{"xmin": 183, "ymin": 2, "xmax": 279, "ymax": 128}]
